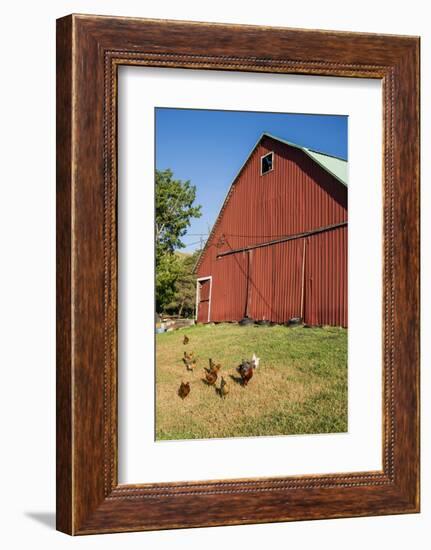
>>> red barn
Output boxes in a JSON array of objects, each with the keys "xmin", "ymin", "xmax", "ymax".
[{"xmin": 194, "ymin": 133, "xmax": 348, "ymax": 327}]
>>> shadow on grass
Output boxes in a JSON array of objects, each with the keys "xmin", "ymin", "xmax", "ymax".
[
  {"xmin": 229, "ymin": 374, "xmax": 245, "ymax": 386},
  {"xmin": 201, "ymin": 378, "xmax": 218, "ymax": 387},
  {"xmin": 215, "ymin": 386, "xmax": 230, "ymax": 399}
]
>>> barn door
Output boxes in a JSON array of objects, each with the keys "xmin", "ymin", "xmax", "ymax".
[
  {"xmin": 247, "ymin": 240, "xmax": 305, "ymax": 323},
  {"xmin": 197, "ymin": 278, "xmax": 212, "ymax": 323}
]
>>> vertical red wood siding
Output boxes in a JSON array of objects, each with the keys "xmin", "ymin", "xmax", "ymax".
[
  {"xmin": 197, "ymin": 299, "xmax": 209, "ymax": 323},
  {"xmin": 196, "ymin": 136, "xmax": 348, "ymax": 327},
  {"xmin": 209, "ymin": 252, "xmax": 248, "ymax": 321},
  {"xmin": 197, "ymin": 279, "xmax": 211, "ymax": 322},
  {"xmin": 303, "ymin": 226, "xmax": 348, "ymax": 327},
  {"xmin": 199, "ymin": 279, "xmax": 211, "ymax": 300}
]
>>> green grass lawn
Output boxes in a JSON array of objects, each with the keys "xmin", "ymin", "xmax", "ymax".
[{"xmin": 156, "ymin": 323, "xmax": 347, "ymax": 440}]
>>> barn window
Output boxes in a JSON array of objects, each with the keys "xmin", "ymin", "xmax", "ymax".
[{"xmin": 261, "ymin": 152, "xmax": 274, "ymax": 175}]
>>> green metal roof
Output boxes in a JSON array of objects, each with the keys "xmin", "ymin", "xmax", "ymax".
[{"xmin": 262, "ymin": 133, "xmax": 348, "ymax": 186}]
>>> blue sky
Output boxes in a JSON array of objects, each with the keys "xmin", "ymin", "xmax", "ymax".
[{"xmin": 155, "ymin": 108, "xmax": 348, "ymax": 253}]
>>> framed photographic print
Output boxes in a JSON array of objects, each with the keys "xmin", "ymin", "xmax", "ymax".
[{"xmin": 56, "ymin": 14, "xmax": 420, "ymax": 535}]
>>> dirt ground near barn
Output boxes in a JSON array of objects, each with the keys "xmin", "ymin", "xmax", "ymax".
[{"xmin": 155, "ymin": 323, "xmax": 347, "ymax": 440}]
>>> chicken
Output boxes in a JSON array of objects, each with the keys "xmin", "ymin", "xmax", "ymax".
[
  {"xmin": 205, "ymin": 358, "xmax": 221, "ymax": 374},
  {"xmin": 205, "ymin": 369, "xmax": 218, "ymax": 385},
  {"xmin": 237, "ymin": 360, "xmax": 254, "ymax": 386},
  {"xmin": 183, "ymin": 335, "xmax": 189, "ymax": 345},
  {"xmin": 251, "ymin": 352, "xmax": 260, "ymax": 369},
  {"xmin": 220, "ymin": 376, "xmax": 229, "ymax": 398},
  {"xmin": 186, "ymin": 359, "xmax": 196, "ymax": 372},
  {"xmin": 178, "ymin": 381, "xmax": 190, "ymax": 399},
  {"xmin": 237, "ymin": 359, "xmax": 250, "ymax": 373},
  {"xmin": 183, "ymin": 351, "xmax": 195, "ymax": 369},
  {"xmin": 240, "ymin": 364, "xmax": 254, "ymax": 386}
]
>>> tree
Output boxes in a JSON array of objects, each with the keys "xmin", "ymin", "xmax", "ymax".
[
  {"xmin": 165, "ymin": 251, "xmax": 201, "ymax": 318},
  {"xmin": 156, "ymin": 169, "xmax": 202, "ymax": 257},
  {"xmin": 155, "ymin": 169, "xmax": 202, "ymax": 312},
  {"xmin": 155, "ymin": 252, "xmax": 182, "ymax": 313}
]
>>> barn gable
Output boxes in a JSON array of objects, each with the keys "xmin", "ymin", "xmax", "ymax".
[
  {"xmin": 195, "ymin": 133, "xmax": 347, "ymax": 274},
  {"xmin": 193, "ymin": 133, "xmax": 348, "ymax": 327}
]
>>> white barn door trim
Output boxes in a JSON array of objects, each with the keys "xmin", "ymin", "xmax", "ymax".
[{"xmin": 196, "ymin": 276, "xmax": 212, "ymax": 323}]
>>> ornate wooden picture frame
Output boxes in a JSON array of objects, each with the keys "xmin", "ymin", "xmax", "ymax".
[{"xmin": 56, "ymin": 14, "xmax": 420, "ymax": 535}]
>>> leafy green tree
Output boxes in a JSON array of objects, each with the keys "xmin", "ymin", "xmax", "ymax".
[
  {"xmin": 155, "ymin": 169, "xmax": 201, "ymax": 312},
  {"xmin": 156, "ymin": 169, "xmax": 202, "ymax": 257},
  {"xmin": 165, "ymin": 251, "xmax": 201, "ymax": 317},
  {"xmin": 156, "ymin": 253, "xmax": 181, "ymax": 313}
]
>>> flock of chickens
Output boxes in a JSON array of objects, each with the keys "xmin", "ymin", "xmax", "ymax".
[{"xmin": 177, "ymin": 334, "xmax": 260, "ymax": 400}]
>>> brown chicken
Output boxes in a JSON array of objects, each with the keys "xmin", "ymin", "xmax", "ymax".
[
  {"xmin": 183, "ymin": 335, "xmax": 189, "ymax": 345},
  {"xmin": 242, "ymin": 366, "xmax": 253, "ymax": 386},
  {"xmin": 220, "ymin": 376, "xmax": 229, "ymax": 398},
  {"xmin": 205, "ymin": 369, "xmax": 218, "ymax": 385},
  {"xmin": 205, "ymin": 358, "xmax": 221, "ymax": 374},
  {"xmin": 237, "ymin": 361, "xmax": 254, "ymax": 386},
  {"xmin": 178, "ymin": 381, "xmax": 190, "ymax": 399}
]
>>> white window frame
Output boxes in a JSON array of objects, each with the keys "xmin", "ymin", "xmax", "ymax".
[{"xmin": 260, "ymin": 151, "xmax": 274, "ymax": 175}]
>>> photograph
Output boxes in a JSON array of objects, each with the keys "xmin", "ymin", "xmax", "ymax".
[
  {"xmin": 155, "ymin": 108, "xmax": 348, "ymax": 441},
  {"xmin": 0, "ymin": 0, "xmax": 422, "ymax": 543}
]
